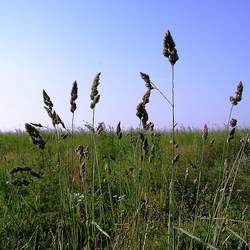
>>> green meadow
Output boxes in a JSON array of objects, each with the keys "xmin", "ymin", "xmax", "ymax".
[
  {"xmin": 0, "ymin": 129, "xmax": 249, "ymax": 249},
  {"xmin": 0, "ymin": 31, "xmax": 249, "ymax": 249}
]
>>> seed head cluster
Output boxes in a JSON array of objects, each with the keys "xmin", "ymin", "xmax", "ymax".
[
  {"xmin": 230, "ymin": 81, "xmax": 243, "ymax": 105},
  {"xmin": 140, "ymin": 72, "xmax": 154, "ymax": 90},
  {"xmin": 90, "ymin": 72, "xmax": 101, "ymax": 109},
  {"xmin": 25, "ymin": 123, "xmax": 46, "ymax": 149},
  {"xmin": 43, "ymin": 90, "xmax": 65, "ymax": 128},
  {"xmin": 116, "ymin": 121, "xmax": 122, "ymax": 139},
  {"xmin": 96, "ymin": 122, "xmax": 105, "ymax": 135},
  {"xmin": 202, "ymin": 124, "xmax": 208, "ymax": 140},
  {"xmin": 10, "ymin": 166, "xmax": 41, "ymax": 178},
  {"xmin": 137, "ymin": 72, "xmax": 155, "ymax": 130},
  {"xmin": 227, "ymin": 118, "xmax": 237, "ymax": 143},
  {"xmin": 163, "ymin": 30, "xmax": 179, "ymax": 65},
  {"xmin": 70, "ymin": 80, "xmax": 78, "ymax": 113}
]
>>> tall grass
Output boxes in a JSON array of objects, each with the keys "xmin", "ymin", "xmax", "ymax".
[{"xmin": 0, "ymin": 30, "xmax": 249, "ymax": 250}]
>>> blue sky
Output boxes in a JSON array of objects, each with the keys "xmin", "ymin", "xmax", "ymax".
[{"xmin": 0, "ymin": 1, "xmax": 250, "ymax": 131}]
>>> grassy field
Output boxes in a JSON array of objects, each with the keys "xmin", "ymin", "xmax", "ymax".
[
  {"xmin": 0, "ymin": 129, "xmax": 249, "ymax": 249},
  {"xmin": 1, "ymin": 31, "xmax": 249, "ymax": 249}
]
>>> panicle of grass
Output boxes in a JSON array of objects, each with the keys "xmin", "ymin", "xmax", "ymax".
[
  {"xmin": 10, "ymin": 166, "xmax": 41, "ymax": 178},
  {"xmin": 25, "ymin": 123, "xmax": 46, "ymax": 149},
  {"xmin": 140, "ymin": 72, "xmax": 154, "ymax": 90},
  {"xmin": 90, "ymin": 72, "xmax": 101, "ymax": 109},
  {"xmin": 43, "ymin": 90, "xmax": 53, "ymax": 110},
  {"xmin": 163, "ymin": 31, "xmax": 176, "ymax": 56},
  {"xmin": 75, "ymin": 145, "xmax": 89, "ymax": 162},
  {"xmin": 230, "ymin": 81, "xmax": 243, "ymax": 105},
  {"xmin": 116, "ymin": 121, "xmax": 122, "ymax": 139},
  {"xmin": 136, "ymin": 85, "xmax": 154, "ymax": 130},
  {"xmin": 43, "ymin": 90, "xmax": 65, "ymax": 129},
  {"xmin": 230, "ymin": 118, "xmax": 237, "ymax": 127},
  {"xmin": 70, "ymin": 80, "xmax": 78, "ymax": 113},
  {"xmin": 163, "ymin": 30, "xmax": 179, "ymax": 65},
  {"xmin": 136, "ymin": 102, "xmax": 149, "ymax": 130},
  {"xmin": 227, "ymin": 119, "xmax": 237, "ymax": 143},
  {"xmin": 202, "ymin": 124, "xmax": 208, "ymax": 140},
  {"xmin": 96, "ymin": 122, "xmax": 105, "ymax": 134},
  {"xmin": 235, "ymin": 81, "xmax": 243, "ymax": 101}
]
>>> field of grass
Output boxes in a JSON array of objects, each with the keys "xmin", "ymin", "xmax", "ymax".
[
  {"xmin": 0, "ymin": 129, "xmax": 249, "ymax": 249},
  {"xmin": 1, "ymin": 30, "xmax": 250, "ymax": 249}
]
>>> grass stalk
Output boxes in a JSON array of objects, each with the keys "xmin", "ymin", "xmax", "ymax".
[{"xmin": 168, "ymin": 64, "xmax": 176, "ymax": 249}]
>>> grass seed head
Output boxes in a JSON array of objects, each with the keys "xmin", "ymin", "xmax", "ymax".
[
  {"xmin": 136, "ymin": 87, "xmax": 152, "ymax": 130},
  {"xmin": 70, "ymin": 80, "xmax": 78, "ymax": 113},
  {"xmin": 163, "ymin": 30, "xmax": 175, "ymax": 55},
  {"xmin": 71, "ymin": 80, "xmax": 78, "ymax": 101},
  {"xmin": 163, "ymin": 30, "xmax": 179, "ymax": 65},
  {"xmin": 230, "ymin": 118, "xmax": 237, "ymax": 127},
  {"xmin": 235, "ymin": 81, "xmax": 243, "ymax": 102},
  {"xmin": 96, "ymin": 122, "xmax": 105, "ymax": 134},
  {"xmin": 90, "ymin": 72, "xmax": 101, "ymax": 106},
  {"xmin": 116, "ymin": 121, "xmax": 122, "ymax": 139},
  {"xmin": 140, "ymin": 72, "xmax": 154, "ymax": 90},
  {"xmin": 202, "ymin": 124, "xmax": 208, "ymax": 140},
  {"xmin": 230, "ymin": 81, "xmax": 244, "ymax": 105},
  {"xmin": 25, "ymin": 123, "xmax": 46, "ymax": 149},
  {"xmin": 43, "ymin": 90, "xmax": 53, "ymax": 110},
  {"xmin": 10, "ymin": 166, "xmax": 41, "ymax": 179}
]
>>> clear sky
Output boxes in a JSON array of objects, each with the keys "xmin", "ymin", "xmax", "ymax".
[{"xmin": 1, "ymin": 0, "xmax": 250, "ymax": 131}]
